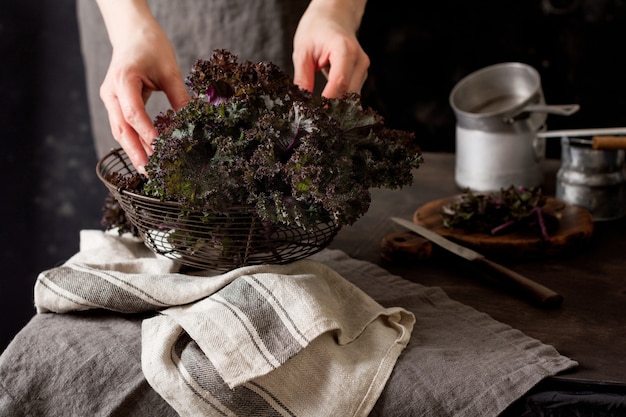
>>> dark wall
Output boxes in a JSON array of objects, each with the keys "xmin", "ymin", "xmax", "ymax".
[
  {"xmin": 2, "ymin": 0, "xmax": 626, "ymax": 351},
  {"xmin": 0, "ymin": 1, "xmax": 105, "ymax": 352},
  {"xmin": 359, "ymin": 0, "xmax": 626, "ymax": 157}
]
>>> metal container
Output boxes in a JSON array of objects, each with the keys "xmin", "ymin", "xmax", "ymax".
[
  {"xmin": 454, "ymin": 125, "xmax": 546, "ymax": 192},
  {"xmin": 450, "ymin": 62, "xmax": 578, "ymax": 192},
  {"xmin": 556, "ymin": 137, "xmax": 626, "ymax": 221}
]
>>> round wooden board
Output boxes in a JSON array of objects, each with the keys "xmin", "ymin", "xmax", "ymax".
[{"xmin": 413, "ymin": 196, "xmax": 594, "ymax": 259}]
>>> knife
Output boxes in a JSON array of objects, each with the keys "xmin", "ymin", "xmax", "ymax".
[{"xmin": 390, "ymin": 217, "xmax": 563, "ymax": 308}]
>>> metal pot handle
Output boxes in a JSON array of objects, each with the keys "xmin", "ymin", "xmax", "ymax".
[
  {"xmin": 504, "ymin": 104, "xmax": 580, "ymax": 123},
  {"xmin": 523, "ymin": 104, "xmax": 580, "ymax": 115}
]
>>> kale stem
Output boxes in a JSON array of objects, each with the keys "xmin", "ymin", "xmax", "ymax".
[
  {"xmin": 285, "ymin": 134, "xmax": 299, "ymax": 152},
  {"xmin": 532, "ymin": 206, "xmax": 550, "ymax": 241},
  {"xmin": 491, "ymin": 219, "xmax": 517, "ymax": 235}
]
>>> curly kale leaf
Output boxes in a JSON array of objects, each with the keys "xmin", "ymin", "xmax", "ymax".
[
  {"xmin": 142, "ymin": 49, "xmax": 423, "ymax": 229},
  {"xmin": 100, "ymin": 171, "xmax": 146, "ymax": 235}
]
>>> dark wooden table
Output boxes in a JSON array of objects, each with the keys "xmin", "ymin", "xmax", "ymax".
[{"xmin": 330, "ymin": 152, "xmax": 626, "ymax": 387}]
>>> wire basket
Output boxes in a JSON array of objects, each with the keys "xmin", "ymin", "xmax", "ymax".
[{"xmin": 96, "ymin": 148, "xmax": 341, "ymax": 271}]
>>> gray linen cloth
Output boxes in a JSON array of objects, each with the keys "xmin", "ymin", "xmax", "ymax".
[
  {"xmin": 33, "ymin": 230, "xmax": 414, "ymax": 417},
  {"xmin": 0, "ymin": 230, "xmax": 577, "ymax": 417}
]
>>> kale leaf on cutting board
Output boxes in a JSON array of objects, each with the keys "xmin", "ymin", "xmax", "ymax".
[{"xmin": 441, "ymin": 186, "xmax": 561, "ymax": 240}]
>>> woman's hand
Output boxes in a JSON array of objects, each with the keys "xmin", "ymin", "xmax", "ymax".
[
  {"xmin": 96, "ymin": 0, "xmax": 190, "ymax": 173},
  {"xmin": 292, "ymin": 0, "xmax": 370, "ymax": 98}
]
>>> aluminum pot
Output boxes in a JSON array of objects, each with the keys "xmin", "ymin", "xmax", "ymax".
[{"xmin": 450, "ymin": 62, "xmax": 579, "ymax": 192}]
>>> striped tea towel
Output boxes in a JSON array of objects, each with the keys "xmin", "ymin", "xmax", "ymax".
[{"xmin": 34, "ymin": 230, "xmax": 415, "ymax": 417}]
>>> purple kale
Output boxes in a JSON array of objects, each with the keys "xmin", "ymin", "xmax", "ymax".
[{"xmin": 142, "ymin": 49, "xmax": 422, "ymax": 229}]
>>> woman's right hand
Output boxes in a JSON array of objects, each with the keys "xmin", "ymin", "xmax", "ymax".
[
  {"xmin": 96, "ymin": 0, "xmax": 190, "ymax": 174},
  {"xmin": 292, "ymin": 0, "xmax": 369, "ymax": 98}
]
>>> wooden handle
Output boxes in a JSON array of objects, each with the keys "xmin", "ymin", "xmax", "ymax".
[
  {"xmin": 474, "ymin": 258, "xmax": 563, "ymax": 308},
  {"xmin": 592, "ymin": 136, "xmax": 626, "ymax": 150}
]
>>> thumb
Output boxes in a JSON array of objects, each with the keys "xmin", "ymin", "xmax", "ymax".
[{"xmin": 163, "ymin": 78, "xmax": 191, "ymax": 111}]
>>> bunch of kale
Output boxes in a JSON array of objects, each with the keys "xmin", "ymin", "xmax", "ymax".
[{"xmin": 130, "ymin": 49, "xmax": 423, "ymax": 229}]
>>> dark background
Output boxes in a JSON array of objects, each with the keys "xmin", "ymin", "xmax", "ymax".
[{"xmin": 2, "ymin": 0, "xmax": 626, "ymax": 351}]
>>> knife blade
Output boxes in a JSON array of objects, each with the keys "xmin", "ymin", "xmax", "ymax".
[{"xmin": 390, "ymin": 216, "xmax": 563, "ymax": 308}]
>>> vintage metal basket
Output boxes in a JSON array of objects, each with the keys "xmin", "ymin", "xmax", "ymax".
[{"xmin": 96, "ymin": 149, "xmax": 341, "ymax": 271}]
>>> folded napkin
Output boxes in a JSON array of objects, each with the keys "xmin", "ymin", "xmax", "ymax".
[{"xmin": 35, "ymin": 230, "xmax": 415, "ymax": 417}]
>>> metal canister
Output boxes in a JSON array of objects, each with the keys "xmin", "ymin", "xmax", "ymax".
[{"xmin": 556, "ymin": 137, "xmax": 626, "ymax": 221}]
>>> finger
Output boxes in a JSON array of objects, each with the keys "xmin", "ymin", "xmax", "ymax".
[
  {"xmin": 322, "ymin": 52, "xmax": 370, "ymax": 98},
  {"xmin": 103, "ymin": 96, "xmax": 150, "ymax": 174},
  {"xmin": 292, "ymin": 51, "xmax": 317, "ymax": 93},
  {"xmin": 347, "ymin": 54, "xmax": 370, "ymax": 94},
  {"xmin": 321, "ymin": 59, "xmax": 352, "ymax": 98},
  {"xmin": 100, "ymin": 78, "xmax": 153, "ymax": 172},
  {"xmin": 116, "ymin": 77, "xmax": 159, "ymax": 149},
  {"xmin": 162, "ymin": 77, "xmax": 191, "ymax": 111},
  {"xmin": 141, "ymin": 88, "xmax": 152, "ymax": 104}
]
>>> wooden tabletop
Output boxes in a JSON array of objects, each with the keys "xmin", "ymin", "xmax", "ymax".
[{"xmin": 329, "ymin": 152, "xmax": 626, "ymax": 386}]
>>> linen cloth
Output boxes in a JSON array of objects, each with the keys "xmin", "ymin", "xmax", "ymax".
[
  {"xmin": 34, "ymin": 230, "xmax": 414, "ymax": 417},
  {"xmin": 0, "ymin": 230, "xmax": 578, "ymax": 417}
]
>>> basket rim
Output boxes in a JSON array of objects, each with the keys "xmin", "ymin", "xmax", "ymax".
[{"xmin": 95, "ymin": 148, "xmax": 340, "ymax": 270}]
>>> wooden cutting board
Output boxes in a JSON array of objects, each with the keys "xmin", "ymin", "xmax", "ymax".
[{"xmin": 413, "ymin": 196, "xmax": 594, "ymax": 259}]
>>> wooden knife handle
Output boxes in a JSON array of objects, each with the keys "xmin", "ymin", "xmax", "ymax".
[
  {"xmin": 592, "ymin": 135, "xmax": 626, "ymax": 150},
  {"xmin": 474, "ymin": 258, "xmax": 564, "ymax": 308}
]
